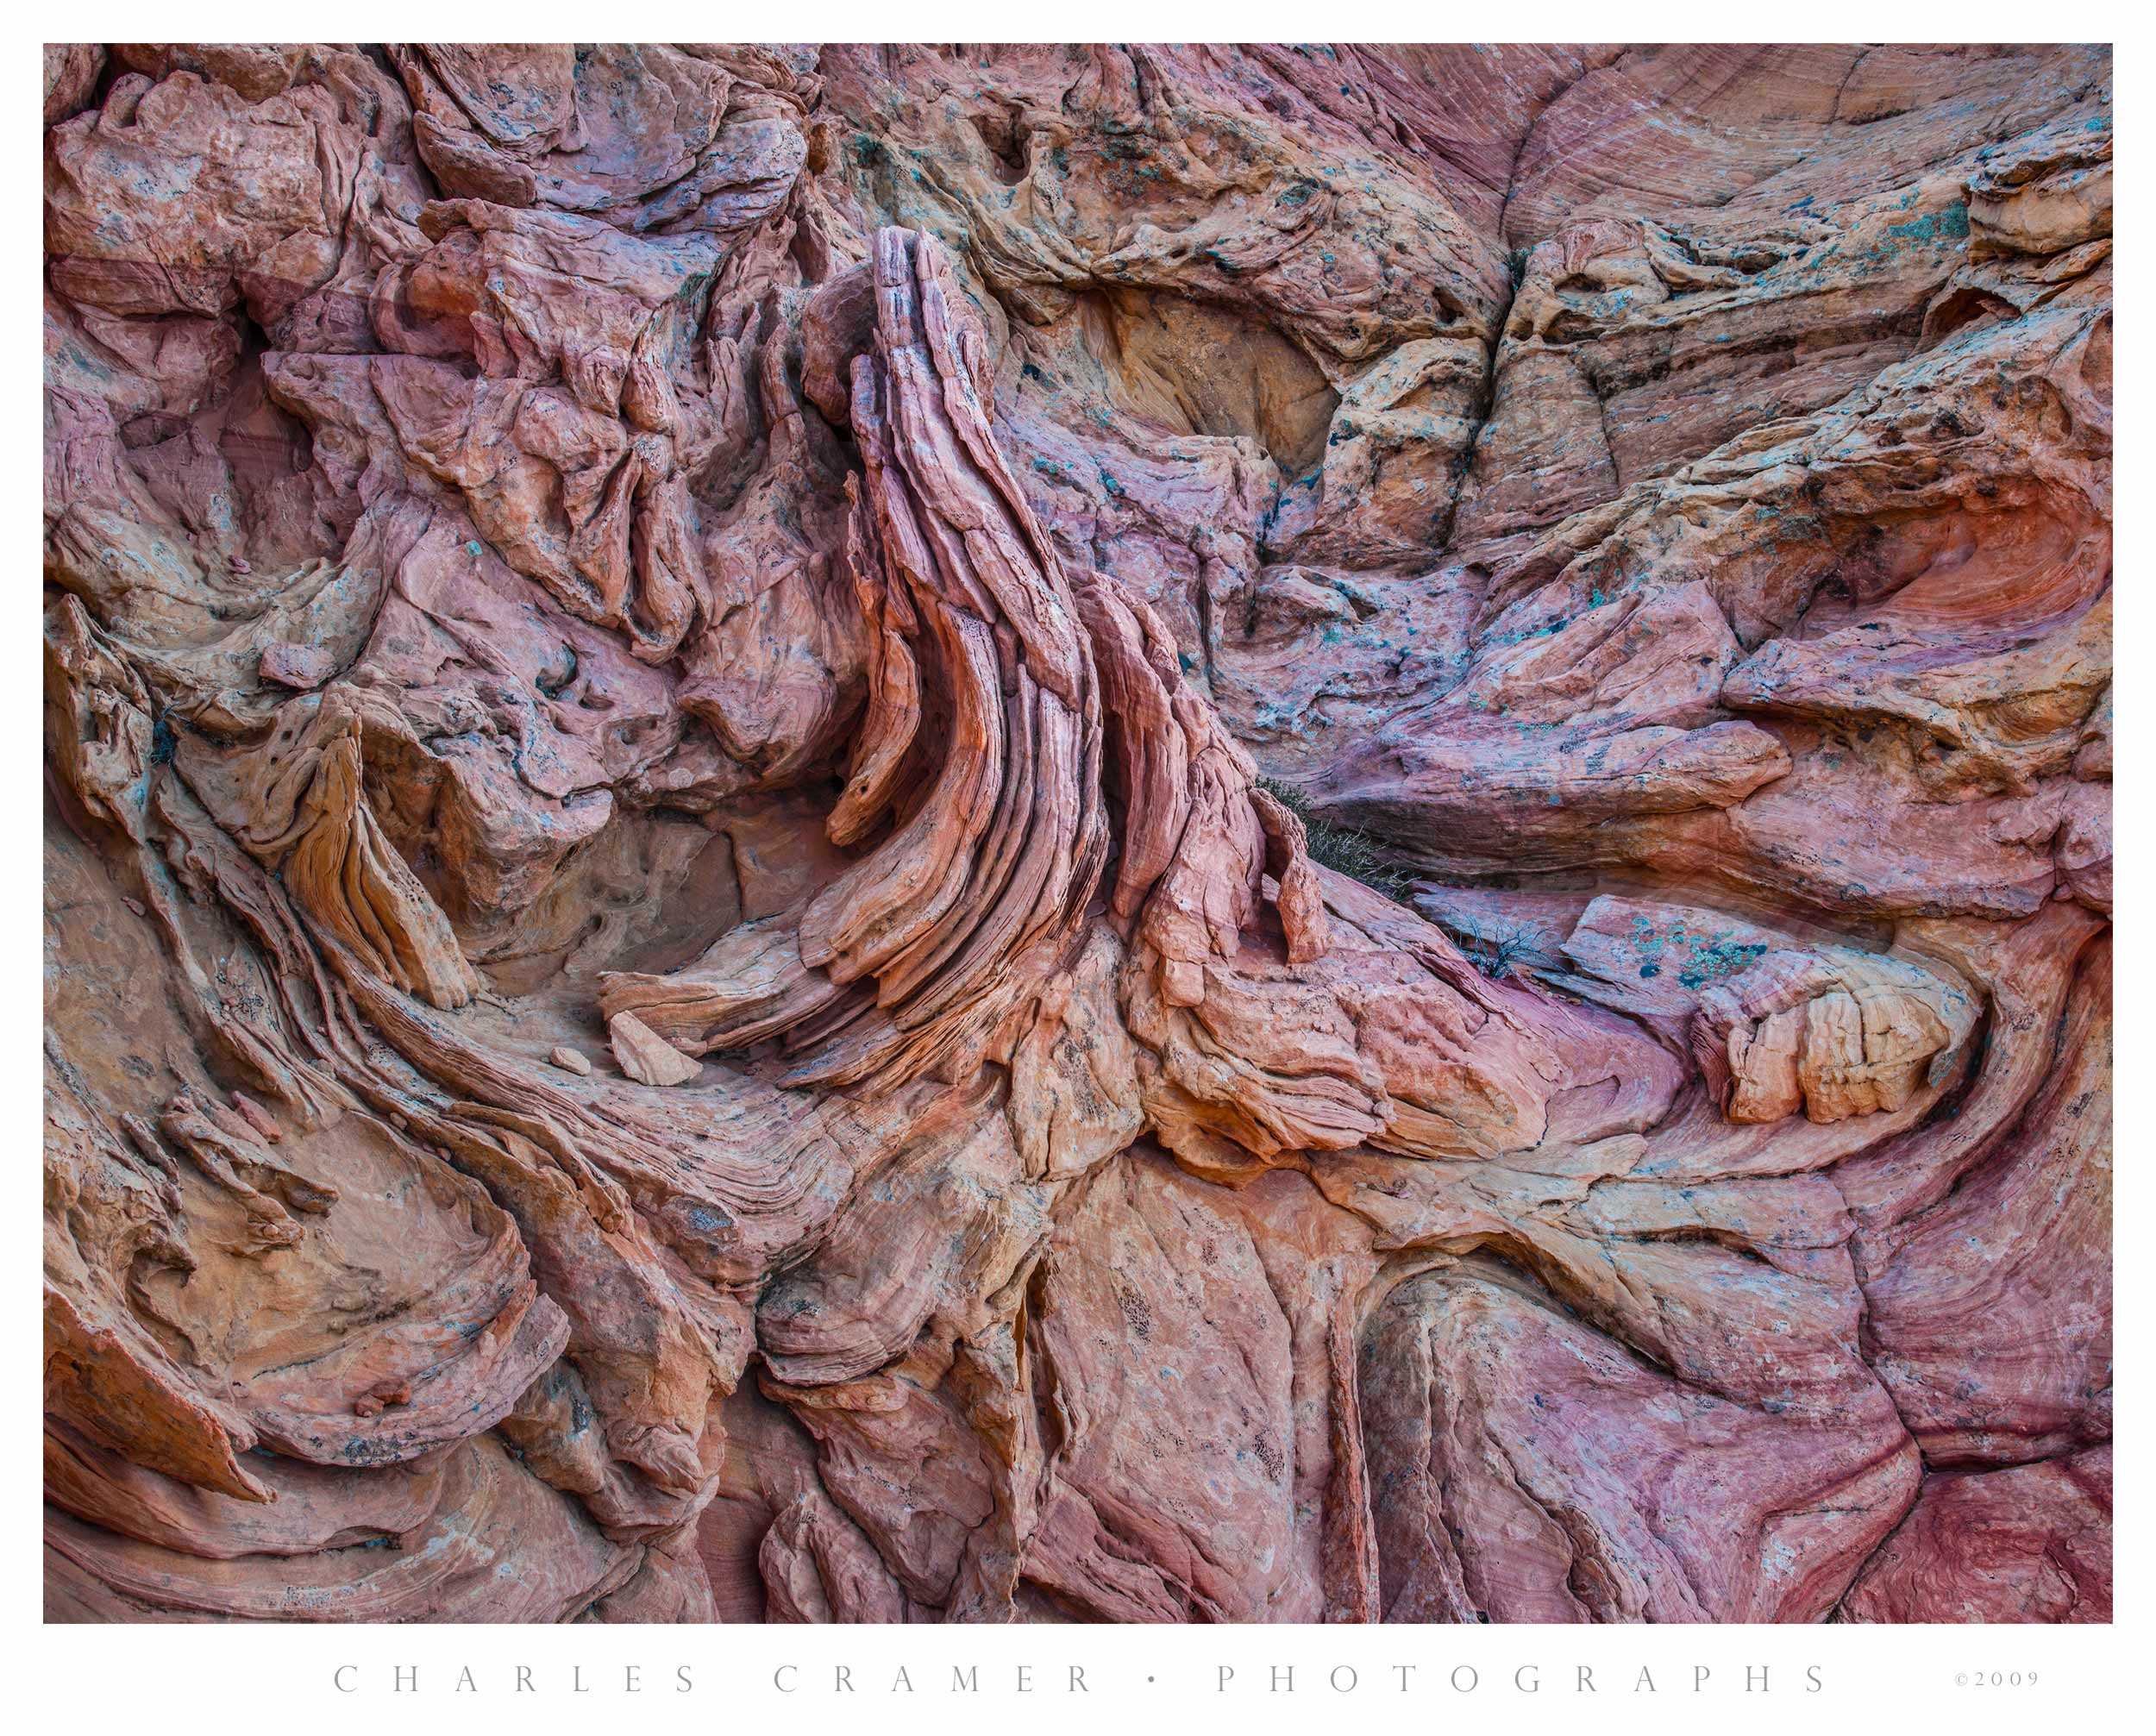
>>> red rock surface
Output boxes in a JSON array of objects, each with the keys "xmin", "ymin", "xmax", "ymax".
[{"xmin": 43, "ymin": 43, "xmax": 2109, "ymax": 1623}]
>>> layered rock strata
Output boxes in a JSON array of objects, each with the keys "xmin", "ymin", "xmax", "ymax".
[{"xmin": 44, "ymin": 41, "xmax": 2110, "ymax": 1623}]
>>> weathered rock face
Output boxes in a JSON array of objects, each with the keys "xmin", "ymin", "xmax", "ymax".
[{"xmin": 43, "ymin": 43, "xmax": 2109, "ymax": 1624}]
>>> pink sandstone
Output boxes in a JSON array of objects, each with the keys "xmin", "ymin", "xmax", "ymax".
[{"xmin": 42, "ymin": 41, "xmax": 2109, "ymax": 1624}]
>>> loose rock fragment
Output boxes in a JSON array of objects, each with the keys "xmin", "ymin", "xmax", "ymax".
[{"xmin": 608, "ymin": 1013, "xmax": 700, "ymax": 1087}]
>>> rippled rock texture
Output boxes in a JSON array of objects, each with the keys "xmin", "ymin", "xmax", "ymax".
[{"xmin": 44, "ymin": 42, "xmax": 2110, "ymax": 1624}]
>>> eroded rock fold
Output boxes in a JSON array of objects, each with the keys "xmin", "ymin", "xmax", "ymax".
[{"xmin": 44, "ymin": 41, "xmax": 2110, "ymax": 1624}]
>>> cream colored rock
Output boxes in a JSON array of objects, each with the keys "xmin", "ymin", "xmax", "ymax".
[{"xmin": 607, "ymin": 1012, "xmax": 701, "ymax": 1087}]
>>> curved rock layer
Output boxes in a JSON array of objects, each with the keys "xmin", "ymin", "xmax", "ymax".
[{"xmin": 43, "ymin": 42, "xmax": 2109, "ymax": 1623}]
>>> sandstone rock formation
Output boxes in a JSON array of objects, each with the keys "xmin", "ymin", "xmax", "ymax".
[{"xmin": 44, "ymin": 42, "xmax": 2110, "ymax": 1624}]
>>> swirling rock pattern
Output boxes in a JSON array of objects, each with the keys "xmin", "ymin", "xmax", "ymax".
[{"xmin": 43, "ymin": 42, "xmax": 2110, "ymax": 1624}]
